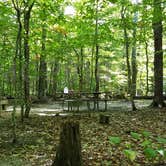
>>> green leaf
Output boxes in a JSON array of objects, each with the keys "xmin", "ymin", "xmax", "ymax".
[
  {"xmin": 130, "ymin": 132, "xmax": 141, "ymax": 140},
  {"xmin": 109, "ymin": 0, "xmax": 118, "ymax": 3},
  {"xmin": 142, "ymin": 131, "xmax": 151, "ymax": 138},
  {"xmin": 125, "ymin": 142, "xmax": 132, "ymax": 148},
  {"xmin": 156, "ymin": 137, "xmax": 166, "ymax": 144},
  {"xmin": 141, "ymin": 140, "xmax": 151, "ymax": 147},
  {"xmin": 109, "ymin": 136, "xmax": 121, "ymax": 145},
  {"xmin": 157, "ymin": 149, "xmax": 166, "ymax": 158},
  {"xmin": 123, "ymin": 149, "xmax": 137, "ymax": 162},
  {"xmin": 144, "ymin": 148, "xmax": 157, "ymax": 159}
]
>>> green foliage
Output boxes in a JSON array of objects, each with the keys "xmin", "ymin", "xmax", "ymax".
[
  {"xmin": 123, "ymin": 149, "xmax": 137, "ymax": 162},
  {"xmin": 156, "ymin": 137, "xmax": 166, "ymax": 144},
  {"xmin": 0, "ymin": 156, "xmax": 25, "ymax": 166},
  {"xmin": 109, "ymin": 0, "xmax": 117, "ymax": 3},
  {"xmin": 140, "ymin": 139, "xmax": 152, "ymax": 147},
  {"xmin": 124, "ymin": 141, "xmax": 132, "ymax": 148},
  {"xmin": 157, "ymin": 149, "xmax": 166, "ymax": 158},
  {"xmin": 144, "ymin": 147, "xmax": 157, "ymax": 159},
  {"xmin": 142, "ymin": 131, "xmax": 151, "ymax": 138},
  {"xmin": 109, "ymin": 136, "xmax": 121, "ymax": 145},
  {"xmin": 0, "ymin": 0, "xmax": 165, "ymax": 96},
  {"xmin": 109, "ymin": 131, "xmax": 166, "ymax": 163},
  {"xmin": 130, "ymin": 132, "xmax": 141, "ymax": 140}
]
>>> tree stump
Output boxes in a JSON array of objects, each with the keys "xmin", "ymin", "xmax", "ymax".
[
  {"xmin": 52, "ymin": 120, "xmax": 82, "ymax": 166},
  {"xmin": 99, "ymin": 114, "xmax": 109, "ymax": 124}
]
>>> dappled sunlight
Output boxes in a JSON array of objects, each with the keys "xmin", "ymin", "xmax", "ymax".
[{"xmin": 37, "ymin": 113, "xmax": 68, "ymax": 116}]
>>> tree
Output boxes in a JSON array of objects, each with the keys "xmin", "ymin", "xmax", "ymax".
[
  {"xmin": 121, "ymin": 3, "xmax": 136, "ymax": 111},
  {"xmin": 23, "ymin": 0, "xmax": 35, "ymax": 118},
  {"xmin": 38, "ymin": 4, "xmax": 47, "ymax": 100},
  {"xmin": 11, "ymin": 0, "xmax": 25, "ymax": 123},
  {"xmin": 152, "ymin": 0, "xmax": 165, "ymax": 107},
  {"xmin": 131, "ymin": 3, "xmax": 138, "ymax": 97}
]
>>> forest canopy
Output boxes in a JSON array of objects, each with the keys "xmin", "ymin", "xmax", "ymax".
[{"xmin": 0, "ymin": 0, "xmax": 166, "ymax": 100}]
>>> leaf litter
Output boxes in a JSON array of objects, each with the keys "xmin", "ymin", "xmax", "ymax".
[{"xmin": 0, "ymin": 106, "xmax": 166, "ymax": 166}]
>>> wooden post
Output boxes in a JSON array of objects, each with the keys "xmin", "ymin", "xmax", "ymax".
[{"xmin": 52, "ymin": 120, "xmax": 82, "ymax": 166}]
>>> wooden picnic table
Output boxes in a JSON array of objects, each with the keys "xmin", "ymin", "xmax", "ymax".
[
  {"xmin": 63, "ymin": 98, "xmax": 109, "ymax": 111},
  {"xmin": 54, "ymin": 91, "xmax": 112, "ymax": 111}
]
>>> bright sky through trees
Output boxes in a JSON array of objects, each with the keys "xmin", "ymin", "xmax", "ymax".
[
  {"xmin": 64, "ymin": 0, "xmax": 142, "ymax": 16},
  {"xmin": 64, "ymin": 5, "xmax": 76, "ymax": 16},
  {"xmin": 131, "ymin": 0, "xmax": 142, "ymax": 4}
]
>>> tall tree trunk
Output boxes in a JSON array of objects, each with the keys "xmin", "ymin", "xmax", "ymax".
[
  {"xmin": 145, "ymin": 42, "xmax": 149, "ymax": 96},
  {"xmin": 48, "ymin": 63, "xmax": 54, "ymax": 96},
  {"xmin": 38, "ymin": 23, "xmax": 47, "ymax": 100},
  {"xmin": 90, "ymin": 46, "xmax": 95, "ymax": 92},
  {"xmin": 11, "ymin": 0, "xmax": 23, "ymax": 141},
  {"xmin": 12, "ymin": 57, "xmax": 17, "ymax": 143},
  {"xmin": 36, "ymin": 57, "xmax": 39, "ymax": 96},
  {"xmin": 85, "ymin": 61, "xmax": 91, "ymax": 91},
  {"xmin": 131, "ymin": 11, "xmax": 138, "ymax": 97},
  {"xmin": 121, "ymin": 6, "xmax": 136, "ymax": 111},
  {"xmin": 94, "ymin": 0, "xmax": 99, "ymax": 93},
  {"xmin": 95, "ymin": 45, "xmax": 99, "ymax": 93},
  {"xmin": 16, "ymin": 9, "xmax": 24, "ymax": 122},
  {"xmin": 23, "ymin": 1, "xmax": 35, "ymax": 118},
  {"xmin": 52, "ymin": 61, "xmax": 59, "ymax": 96},
  {"xmin": 77, "ymin": 47, "xmax": 84, "ymax": 92},
  {"xmin": 152, "ymin": 0, "xmax": 164, "ymax": 107},
  {"xmin": 66, "ymin": 60, "xmax": 71, "ymax": 89}
]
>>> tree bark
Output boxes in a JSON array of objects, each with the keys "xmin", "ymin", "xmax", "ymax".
[
  {"xmin": 52, "ymin": 120, "xmax": 82, "ymax": 166},
  {"xmin": 23, "ymin": 1, "xmax": 35, "ymax": 118},
  {"xmin": 99, "ymin": 114, "xmax": 109, "ymax": 124},
  {"xmin": 131, "ymin": 11, "xmax": 138, "ymax": 97},
  {"xmin": 38, "ymin": 6, "xmax": 47, "ymax": 100},
  {"xmin": 52, "ymin": 61, "xmax": 59, "ymax": 96},
  {"xmin": 77, "ymin": 47, "xmax": 84, "ymax": 92},
  {"xmin": 152, "ymin": 0, "xmax": 164, "ymax": 107},
  {"xmin": 38, "ymin": 28, "xmax": 47, "ymax": 99},
  {"xmin": 94, "ymin": 0, "xmax": 99, "ymax": 94},
  {"xmin": 121, "ymin": 6, "xmax": 136, "ymax": 111},
  {"xmin": 145, "ymin": 42, "xmax": 149, "ymax": 96}
]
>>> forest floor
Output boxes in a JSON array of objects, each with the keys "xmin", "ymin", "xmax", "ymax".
[{"xmin": 0, "ymin": 100, "xmax": 166, "ymax": 166}]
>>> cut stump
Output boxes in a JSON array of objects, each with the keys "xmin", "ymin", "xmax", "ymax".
[
  {"xmin": 99, "ymin": 114, "xmax": 109, "ymax": 124},
  {"xmin": 52, "ymin": 120, "xmax": 82, "ymax": 166}
]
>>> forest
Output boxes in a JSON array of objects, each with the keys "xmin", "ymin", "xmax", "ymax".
[{"xmin": 0, "ymin": 0, "xmax": 166, "ymax": 165}]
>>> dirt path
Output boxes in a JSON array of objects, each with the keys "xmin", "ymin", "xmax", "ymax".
[{"xmin": 6, "ymin": 99, "xmax": 152, "ymax": 116}]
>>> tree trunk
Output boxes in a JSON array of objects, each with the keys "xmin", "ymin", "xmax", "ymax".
[
  {"xmin": 38, "ymin": 24, "xmax": 47, "ymax": 100},
  {"xmin": 131, "ymin": 11, "xmax": 138, "ymax": 97},
  {"xmin": 95, "ymin": 45, "xmax": 99, "ymax": 93},
  {"xmin": 36, "ymin": 57, "xmax": 39, "ymax": 96},
  {"xmin": 16, "ymin": 8, "xmax": 24, "ymax": 122},
  {"xmin": 77, "ymin": 47, "xmax": 84, "ymax": 92},
  {"xmin": 152, "ymin": 0, "xmax": 164, "ymax": 107},
  {"xmin": 145, "ymin": 42, "xmax": 149, "ymax": 96},
  {"xmin": 121, "ymin": 6, "xmax": 136, "ymax": 111},
  {"xmin": 11, "ymin": 0, "xmax": 23, "ymax": 140},
  {"xmin": 52, "ymin": 61, "xmax": 59, "ymax": 96},
  {"xmin": 94, "ymin": 0, "xmax": 99, "ymax": 94},
  {"xmin": 23, "ymin": 1, "xmax": 34, "ymax": 118},
  {"xmin": 52, "ymin": 120, "xmax": 82, "ymax": 166},
  {"xmin": 38, "ymin": 6, "xmax": 47, "ymax": 100}
]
